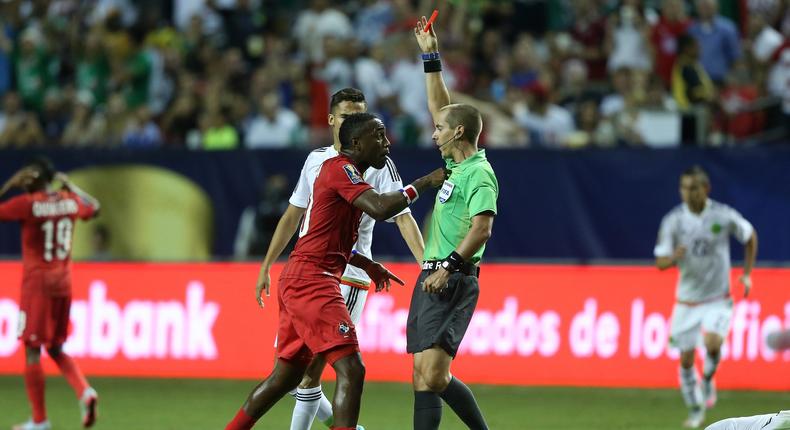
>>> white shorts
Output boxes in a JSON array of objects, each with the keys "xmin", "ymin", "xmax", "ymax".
[
  {"xmin": 274, "ymin": 283, "xmax": 368, "ymax": 347},
  {"xmin": 339, "ymin": 283, "xmax": 369, "ymax": 326},
  {"xmin": 670, "ymin": 298, "xmax": 733, "ymax": 351},
  {"xmin": 705, "ymin": 411, "xmax": 790, "ymax": 430}
]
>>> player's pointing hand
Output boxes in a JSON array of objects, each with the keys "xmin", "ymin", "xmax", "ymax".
[{"xmin": 367, "ymin": 261, "xmax": 405, "ymax": 292}]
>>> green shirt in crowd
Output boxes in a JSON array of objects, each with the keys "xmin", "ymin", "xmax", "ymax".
[{"xmin": 424, "ymin": 149, "xmax": 499, "ymax": 264}]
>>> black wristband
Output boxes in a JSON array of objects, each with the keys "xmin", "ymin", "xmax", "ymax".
[
  {"xmin": 423, "ymin": 59, "xmax": 442, "ymax": 73},
  {"xmin": 441, "ymin": 251, "xmax": 465, "ymax": 272}
]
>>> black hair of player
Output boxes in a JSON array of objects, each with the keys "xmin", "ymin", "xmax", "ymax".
[
  {"xmin": 338, "ymin": 113, "xmax": 378, "ymax": 150},
  {"xmin": 329, "ymin": 88, "xmax": 366, "ymax": 113},
  {"xmin": 27, "ymin": 156, "xmax": 55, "ymax": 184}
]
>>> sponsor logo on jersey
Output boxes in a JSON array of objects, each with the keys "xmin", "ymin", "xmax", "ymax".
[
  {"xmin": 438, "ymin": 180, "xmax": 455, "ymax": 204},
  {"xmin": 343, "ymin": 164, "xmax": 363, "ymax": 184}
]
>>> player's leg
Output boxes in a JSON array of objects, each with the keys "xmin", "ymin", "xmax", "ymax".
[
  {"xmin": 701, "ymin": 300, "xmax": 732, "ymax": 409},
  {"xmin": 410, "ymin": 273, "xmax": 487, "ymax": 430},
  {"xmin": 324, "ymin": 347, "xmax": 365, "ymax": 430},
  {"xmin": 414, "ymin": 346, "xmax": 488, "ymax": 430},
  {"xmin": 704, "ymin": 413, "xmax": 778, "ymax": 430},
  {"xmin": 16, "ymin": 282, "xmax": 51, "ymax": 429},
  {"xmin": 226, "ymin": 357, "xmax": 308, "ymax": 430},
  {"xmin": 16, "ymin": 345, "xmax": 49, "ymax": 430},
  {"xmin": 290, "ymin": 355, "xmax": 328, "ymax": 430},
  {"xmin": 46, "ymin": 296, "xmax": 98, "ymax": 427},
  {"xmin": 671, "ymin": 304, "xmax": 705, "ymax": 428}
]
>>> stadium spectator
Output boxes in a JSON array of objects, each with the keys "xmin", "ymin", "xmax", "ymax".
[
  {"xmin": 606, "ymin": 0, "xmax": 653, "ymax": 73},
  {"xmin": 569, "ymin": 0, "xmax": 608, "ymax": 81},
  {"xmin": 293, "ymin": 0, "xmax": 353, "ymax": 64},
  {"xmin": 121, "ymin": 106, "xmax": 163, "ymax": 148},
  {"xmin": 688, "ymin": 0, "xmax": 742, "ymax": 85},
  {"xmin": 243, "ymin": 92, "xmax": 302, "ymax": 149},
  {"xmin": 61, "ymin": 94, "xmax": 107, "ymax": 147},
  {"xmin": 199, "ymin": 106, "xmax": 239, "ymax": 150},
  {"xmin": 651, "ymin": 0, "xmax": 692, "ymax": 86},
  {"xmin": 514, "ymin": 83, "xmax": 576, "ymax": 148},
  {"xmin": 74, "ymin": 32, "xmax": 110, "ymax": 109},
  {"xmin": 672, "ymin": 34, "xmax": 716, "ymax": 110}
]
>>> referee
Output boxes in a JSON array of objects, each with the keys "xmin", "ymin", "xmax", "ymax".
[{"xmin": 407, "ymin": 15, "xmax": 499, "ymax": 430}]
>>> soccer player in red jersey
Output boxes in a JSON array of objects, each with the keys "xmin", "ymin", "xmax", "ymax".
[
  {"xmin": 226, "ymin": 113, "xmax": 446, "ymax": 430},
  {"xmin": 0, "ymin": 158, "xmax": 101, "ymax": 430}
]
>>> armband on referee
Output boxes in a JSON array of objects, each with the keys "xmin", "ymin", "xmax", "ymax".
[
  {"xmin": 440, "ymin": 251, "xmax": 465, "ymax": 272},
  {"xmin": 399, "ymin": 185, "xmax": 419, "ymax": 204},
  {"xmin": 422, "ymin": 52, "xmax": 441, "ymax": 73}
]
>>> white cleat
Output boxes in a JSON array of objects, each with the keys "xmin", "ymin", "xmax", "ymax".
[
  {"xmin": 683, "ymin": 407, "xmax": 706, "ymax": 428},
  {"xmin": 11, "ymin": 419, "xmax": 51, "ymax": 430},
  {"xmin": 80, "ymin": 387, "xmax": 98, "ymax": 428},
  {"xmin": 703, "ymin": 378, "xmax": 717, "ymax": 409},
  {"xmin": 357, "ymin": 426, "xmax": 366, "ymax": 430}
]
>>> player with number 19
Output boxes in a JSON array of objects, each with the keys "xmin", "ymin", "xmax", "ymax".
[{"xmin": 0, "ymin": 158, "xmax": 100, "ymax": 430}]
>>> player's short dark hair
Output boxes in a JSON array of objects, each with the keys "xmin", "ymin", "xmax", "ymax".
[
  {"xmin": 27, "ymin": 156, "xmax": 55, "ymax": 184},
  {"xmin": 681, "ymin": 165, "xmax": 710, "ymax": 185},
  {"xmin": 441, "ymin": 104, "xmax": 483, "ymax": 143},
  {"xmin": 329, "ymin": 88, "xmax": 366, "ymax": 113},
  {"xmin": 339, "ymin": 112, "xmax": 378, "ymax": 149}
]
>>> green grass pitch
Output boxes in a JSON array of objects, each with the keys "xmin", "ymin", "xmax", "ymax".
[{"xmin": 1, "ymin": 376, "xmax": 788, "ymax": 429}]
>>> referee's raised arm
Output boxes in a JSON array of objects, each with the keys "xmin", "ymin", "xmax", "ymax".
[{"xmin": 415, "ymin": 15, "xmax": 451, "ymax": 120}]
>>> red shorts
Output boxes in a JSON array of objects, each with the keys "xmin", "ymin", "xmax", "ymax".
[
  {"xmin": 19, "ymin": 271, "xmax": 72, "ymax": 348},
  {"xmin": 276, "ymin": 268, "xmax": 358, "ymax": 366}
]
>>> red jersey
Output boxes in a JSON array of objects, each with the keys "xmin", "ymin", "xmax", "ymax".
[
  {"xmin": 0, "ymin": 190, "xmax": 97, "ymax": 286},
  {"xmin": 290, "ymin": 155, "xmax": 373, "ymax": 279}
]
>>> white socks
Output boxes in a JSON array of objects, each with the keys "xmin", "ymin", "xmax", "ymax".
[
  {"xmin": 703, "ymin": 353, "xmax": 721, "ymax": 380},
  {"xmin": 290, "ymin": 386, "xmax": 322, "ymax": 430},
  {"xmin": 315, "ymin": 391, "xmax": 333, "ymax": 422},
  {"xmin": 679, "ymin": 366, "xmax": 703, "ymax": 409}
]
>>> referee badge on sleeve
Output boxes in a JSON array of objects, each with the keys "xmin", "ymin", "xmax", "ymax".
[{"xmin": 438, "ymin": 180, "xmax": 455, "ymax": 204}]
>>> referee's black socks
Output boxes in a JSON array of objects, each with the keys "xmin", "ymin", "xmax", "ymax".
[
  {"xmin": 414, "ymin": 391, "xmax": 442, "ymax": 430},
  {"xmin": 440, "ymin": 377, "xmax": 489, "ymax": 430}
]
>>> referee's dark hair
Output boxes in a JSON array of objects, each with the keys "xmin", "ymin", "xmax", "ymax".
[
  {"xmin": 441, "ymin": 103, "xmax": 483, "ymax": 144},
  {"xmin": 681, "ymin": 165, "xmax": 710, "ymax": 185},
  {"xmin": 339, "ymin": 112, "xmax": 378, "ymax": 150},
  {"xmin": 329, "ymin": 88, "xmax": 366, "ymax": 113}
]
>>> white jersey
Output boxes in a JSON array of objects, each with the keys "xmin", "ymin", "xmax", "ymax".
[
  {"xmin": 705, "ymin": 411, "xmax": 790, "ymax": 430},
  {"xmin": 654, "ymin": 199, "xmax": 754, "ymax": 303},
  {"xmin": 289, "ymin": 145, "xmax": 408, "ymax": 285}
]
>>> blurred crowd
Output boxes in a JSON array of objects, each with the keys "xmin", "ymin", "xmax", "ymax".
[{"xmin": 0, "ymin": 0, "xmax": 788, "ymax": 150}]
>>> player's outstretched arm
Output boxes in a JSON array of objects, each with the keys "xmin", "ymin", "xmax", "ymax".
[
  {"xmin": 414, "ymin": 15, "xmax": 451, "ymax": 120},
  {"xmin": 256, "ymin": 203, "xmax": 306, "ymax": 307},
  {"xmin": 739, "ymin": 231, "xmax": 758, "ymax": 297},
  {"xmin": 395, "ymin": 213, "xmax": 425, "ymax": 263},
  {"xmin": 349, "ymin": 251, "xmax": 405, "ymax": 292},
  {"xmin": 353, "ymin": 168, "xmax": 446, "ymax": 221}
]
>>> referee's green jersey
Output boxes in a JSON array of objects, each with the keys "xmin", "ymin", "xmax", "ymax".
[{"xmin": 424, "ymin": 150, "xmax": 499, "ymax": 264}]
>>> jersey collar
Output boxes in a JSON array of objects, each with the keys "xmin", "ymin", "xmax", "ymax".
[
  {"xmin": 683, "ymin": 198, "xmax": 711, "ymax": 217},
  {"xmin": 445, "ymin": 149, "xmax": 487, "ymax": 171}
]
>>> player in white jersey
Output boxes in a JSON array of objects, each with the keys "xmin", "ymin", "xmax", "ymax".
[
  {"xmin": 654, "ymin": 166, "xmax": 758, "ymax": 429},
  {"xmin": 705, "ymin": 411, "xmax": 790, "ymax": 430},
  {"xmin": 254, "ymin": 88, "xmax": 425, "ymax": 430}
]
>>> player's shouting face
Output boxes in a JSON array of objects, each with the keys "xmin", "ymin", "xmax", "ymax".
[{"xmin": 353, "ymin": 118, "xmax": 391, "ymax": 170}]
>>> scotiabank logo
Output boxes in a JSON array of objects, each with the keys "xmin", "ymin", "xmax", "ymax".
[{"xmin": 0, "ymin": 280, "xmax": 219, "ymax": 360}]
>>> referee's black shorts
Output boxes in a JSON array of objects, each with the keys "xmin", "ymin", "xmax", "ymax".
[{"xmin": 406, "ymin": 269, "xmax": 479, "ymax": 358}]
